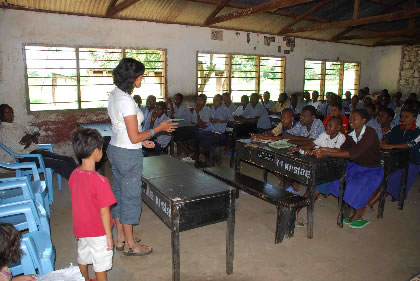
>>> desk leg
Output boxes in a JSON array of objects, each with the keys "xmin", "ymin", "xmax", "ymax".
[
  {"xmin": 337, "ymin": 175, "xmax": 346, "ymax": 227},
  {"xmin": 306, "ymin": 183, "xmax": 314, "ymax": 239},
  {"xmin": 377, "ymin": 174, "xmax": 388, "ymax": 219},
  {"xmin": 171, "ymin": 205, "xmax": 181, "ymax": 281},
  {"xmin": 263, "ymin": 169, "xmax": 268, "ymax": 184},
  {"xmin": 230, "ymin": 130, "xmax": 237, "ymax": 168},
  {"xmin": 398, "ymin": 166, "xmax": 409, "ymax": 210},
  {"xmin": 226, "ymin": 189, "xmax": 235, "ymax": 275}
]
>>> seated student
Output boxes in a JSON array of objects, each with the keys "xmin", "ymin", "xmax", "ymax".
[
  {"xmin": 390, "ymin": 99, "xmax": 419, "ymax": 128},
  {"xmin": 192, "ymin": 94, "xmax": 211, "ymax": 128},
  {"xmin": 346, "ymin": 95, "xmax": 360, "ymax": 115},
  {"xmin": 342, "ymin": 91, "xmax": 351, "ymax": 113},
  {"xmin": 357, "ymin": 88, "xmax": 367, "ymax": 109},
  {"xmin": 307, "ymin": 91, "xmax": 321, "ymax": 112},
  {"xmin": 323, "ymin": 102, "xmax": 349, "ymax": 134},
  {"xmin": 222, "ymin": 92, "xmax": 237, "ymax": 115},
  {"xmin": 252, "ymin": 108, "xmax": 296, "ymax": 141},
  {"xmin": 0, "ymin": 104, "xmax": 77, "ymax": 179},
  {"xmin": 378, "ymin": 108, "xmax": 395, "ymax": 137},
  {"xmin": 365, "ymin": 103, "xmax": 383, "ymax": 140},
  {"xmin": 236, "ymin": 92, "xmax": 272, "ymax": 134},
  {"xmin": 313, "ymin": 109, "xmax": 384, "ymax": 228},
  {"xmin": 373, "ymin": 101, "xmax": 382, "ymax": 119},
  {"xmin": 143, "ymin": 102, "xmax": 172, "ymax": 156},
  {"xmin": 133, "ymin": 95, "xmax": 143, "ymax": 110},
  {"xmin": 198, "ymin": 94, "xmax": 233, "ymax": 164},
  {"xmin": 388, "ymin": 92, "xmax": 402, "ymax": 111},
  {"xmin": 233, "ymin": 95, "xmax": 249, "ymax": 117},
  {"xmin": 167, "ymin": 93, "xmax": 192, "ymax": 125},
  {"xmin": 378, "ymin": 108, "xmax": 420, "ymax": 203},
  {"xmin": 142, "ymin": 95, "xmax": 157, "ymax": 131},
  {"xmin": 382, "ymin": 93, "xmax": 391, "ymax": 109},
  {"xmin": 318, "ymin": 93, "xmax": 339, "ymax": 118},
  {"xmin": 270, "ymin": 92, "xmax": 290, "ymax": 114},
  {"xmin": 303, "ymin": 91, "xmax": 311, "ymax": 105},
  {"xmin": 262, "ymin": 91, "xmax": 275, "ymax": 110},
  {"xmin": 287, "ymin": 93, "xmax": 304, "ymax": 115}
]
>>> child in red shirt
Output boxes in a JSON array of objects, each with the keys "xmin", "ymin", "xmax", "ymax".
[
  {"xmin": 323, "ymin": 102, "xmax": 349, "ymax": 134},
  {"xmin": 69, "ymin": 128, "xmax": 116, "ymax": 281}
]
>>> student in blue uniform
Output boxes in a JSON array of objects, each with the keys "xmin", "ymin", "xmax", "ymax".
[
  {"xmin": 236, "ymin": 92, "xmax": 272, "ymax": 133},
  {"xmin": 142, "ymin": 102, "xmax": 172, "ymax": 156},
  {"xmin": 222, "ymin": 92, "xmax": 237, "ymax": 115},
  {"xmin": 167, "ymin": 93, "xmax": 192, "ymax": 125},
  {"xmin": 192, "ymin": 94, "xmax": 211, "ymax": 128}
]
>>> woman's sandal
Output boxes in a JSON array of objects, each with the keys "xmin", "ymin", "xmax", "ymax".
[
  {"xmin": 124, "ymin": 244, "xmax": 153, "ymax": 256},
  {"xmin": 116, "ymin": 238, "xmax": 141, "ymax": 251}
]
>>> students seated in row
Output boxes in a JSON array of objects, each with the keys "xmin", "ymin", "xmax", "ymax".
[
  {"xmin": 307, "ymin": 91, "xmax": 321, "ymax": 112},
  {"xmin": 270, "ymin": 92, "xmax": 289, "ymax": 114},
  {"xmin": 192, "ymin": 94, "xmax": 211, "ymax": 128},
  {"xmin": 378, "ymin": 108, "xmax": 394, "ymax": 137},
  {"xmin": 143, "ymin": 102, "xmax": 172, "ymax": 156},
  {"xmin": 342, "ymin": 91, "xmax": 351, "ymax": 113},
  {"xmin": 0, "ymin": 104, "xmax": 77, "ymax": 179},
  {"xmin": 313, "ymin": 109, "xmax": 384, "ymax": 229},
  {"xmin": 288, "ymin": 93, "xmax": 304, "ymax": 115},
  {"xmin": 345, "ymin": 95, "xmax": 360, "ymax": 115},
  {"xmin": 365, "ymin": 103, "xmax": 383, "ymax": 139},
  {"xmin": 262, "ymin": 91, "xmax": 275, "ymax": 110},
  {"xmin": 222, "ymin": 92, "xmax": 237, "ymax": 115},
  {"xmin": 235, "ymin": 93, "xmax": 271, "ymax": 133},
  {"xmin": 233, "ymin": 95, "xmax": 249, "ymax": 117},
  {"xmin": 323, "ymin": 103, "xmax": 349, "ymax": 134},
  {"xmin": 167, "ymin": 93, "xmax": 192, "ymax": 125},
  {"xmin": 142, "ymin": 95, "xmax": 157, "ymax": 131},
  {"xmin": 252, "ymin": 108, "xmax": 296, "ymax": 141}
]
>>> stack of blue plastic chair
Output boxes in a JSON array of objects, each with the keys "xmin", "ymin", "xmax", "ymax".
[{"xmin": 0, "ymin": 143, "xmax": 62, "ymax": 203}]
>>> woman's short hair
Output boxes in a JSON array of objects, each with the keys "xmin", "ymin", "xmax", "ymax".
[
  {"xmin": 113, "ymin": 58, "xmax": 145, "ymax": 94},
  {"xmin": 330, "ymin": 102, "xmax": 342, "ymax": 111},
  {"xmin": 302, "ymin": 105, "xmax": 316, "ymax": 116},
  {"xmin": 198, "ymin": 94, "xmax": 208, "ymax": 103},
  {"xmin": 380, "ymin": 108, "xmax": 395, "ymax": 119},
  {"xmin": 156, "ymin": 101, "xmax": 167, "ymax": 109},
  {"xmin": 175, "ymin": 93, "xmax": 184, "ymax": 101},
  {"xmin": 0, "ymin": 223, "xmax": 22, "ymax": 268},
  {"xmin": 352, "ymin": 109, "xmax": 369, "ymax": 121},
  {"xmin": 72, "ymin": 128, "xmax": 104, "ymax": 163}
]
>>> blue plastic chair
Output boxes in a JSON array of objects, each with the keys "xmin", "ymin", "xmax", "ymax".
[
  {"xmin": 0, "ymin": 143, "xmax": 62, "ymax": 203},
  {"xmin": 0, "ymin": 201, "xmax": 55, "ymax": 276},
  {"xmin": 0, "ymin": 163, "xmax": 50, "ymax": 216}
]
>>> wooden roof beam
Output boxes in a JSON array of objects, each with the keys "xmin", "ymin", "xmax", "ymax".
[
  {"xmin": 204, "ymin": 0, "xmax": 232, "ymax": 25},
  {"xmin": 340, "ymin": 28, "xmax": 420, "ymax": 40},
  {"xmin": 206, "ymin": 0, "xmax": 314, "ymax": 25},
  {"xmin": 105, "ymin": 0, "xmax": 118, "ymax": 17},
  {"xmin": 276, "ymin": 0, "xmax": 331, "ymax": 34},
  {"xmin": 353, "ymin": 0, "xmax": 360, "ymax": 20},
  {"xmin": 284, "ymin": 8, "xmax": 420, "ymax": 33},
  {"xmin": 106, "ymin": 0, "xmax": 141, "ymax": 17}
]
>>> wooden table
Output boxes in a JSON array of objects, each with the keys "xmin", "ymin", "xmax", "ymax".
[
  {"xmin": 227, "ymin": 121, "xmax": 257, "ymax": 168},
  {"xmin": 142, "ymin": 155, "xmax": 235, "ymax": 281},
  {"xmin": 234, "ymin": 138, "xmax": 346, "ymax": 238}
]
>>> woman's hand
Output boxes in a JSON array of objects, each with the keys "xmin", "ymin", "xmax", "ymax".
[
  {"xmin": 12, "ymin": 275, "xmax": 37, "ymax": 281},
  {"xmin": 143, "ymin": 140, "xmax": 155, "ymax": 148},
  {"xmin": 157, "ymin": 119, "xmax": 177, "ymax": 133}
]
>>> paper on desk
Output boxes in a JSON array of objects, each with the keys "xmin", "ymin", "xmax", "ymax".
[
  {"xmin": 268, "ymin": 139, "xmax": 296, "ymax": 149},
  {"xmin": 37, "ymin": 265, "xmax": 84, "ymax": 281}
]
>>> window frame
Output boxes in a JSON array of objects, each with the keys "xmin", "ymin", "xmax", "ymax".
[
  {"xmin": 196, "ymin": 51, "xmax": 286, "ymax": 101},
  {"xmin": 23, "ymin": 43, "xmax": 167, "ymax": 113},
  {"xmin": 303, "ymin": 58, "xmax": 361, "ymax": 100}
]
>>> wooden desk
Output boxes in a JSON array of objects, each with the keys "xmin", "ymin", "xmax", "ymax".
[
  {"xmin": 234, "ymin": 138, "xmax": 346, "ymax": 239},
  {"xmin": 227, "ymin": 121, "xmax": 257, "ymax": 168},
  {"xmin": 142, "ymin": 156, "xmax": 235, "ymax": 281}
]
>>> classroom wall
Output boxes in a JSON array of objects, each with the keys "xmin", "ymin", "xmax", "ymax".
[{"xmin": 0, "ymin": 9, "xmax": 402, "ymax": 144}]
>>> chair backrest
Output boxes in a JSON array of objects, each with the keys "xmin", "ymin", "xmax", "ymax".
[
  {"xmin": 0, "ymin": 177, "xmax": 35, "ymax": 202},
  {"xmin": 0, "ymin": 143, "xmax": 20, "ymax": 163},
  {"xmin": 0, "ymin": 161, "xmax": 40, "ymax": 181}
]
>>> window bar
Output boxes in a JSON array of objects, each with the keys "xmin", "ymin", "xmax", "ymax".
[
  {"xmin": 338, "ymin": 62, "xmax": 344, "ymax": 97},
  {"xmin": 162, "ymin": 50, "xmax": 167, "ymax": 98},
  {"xmin": 256, "ymin": 56, "xmax": 260, "ymax": 94},
  {"xmin": 354, "ymin": 63, "xmax": 361, "ymax": 95},
  {"xmin": 76, "ymin": 47, "xmax": 82, "ymax": 109},
  {"xmin": 227, "ymin": 54, "xmax": 232, "ymax": 94},
  {"xmin": 320, "ymin": 61, "xmax": 326, "ymax": 100}
]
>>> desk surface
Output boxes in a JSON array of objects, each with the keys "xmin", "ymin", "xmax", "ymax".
[{"xmin": 79, "ymin": 122, "xmax": 112, "ymax": 137}]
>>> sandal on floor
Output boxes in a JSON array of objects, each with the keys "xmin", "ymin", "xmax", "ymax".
[
  {"xmin": 116, "ymin": 238, "xmax": 141, "ymax": 251},
  {"xmin": 124, "ymin": 244, "xmax": 153, "ymax": 256}
]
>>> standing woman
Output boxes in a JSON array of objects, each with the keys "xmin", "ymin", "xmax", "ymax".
[{"xmin": 107, "ymin": 58, "xmax": 177, "ymax": 256}]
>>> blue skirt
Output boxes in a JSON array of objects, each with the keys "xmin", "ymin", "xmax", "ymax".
[
  {"xmin": 386, "ymin": 163, "xmax": 420, "ymax": 200},
  {"xmin": 316, "ymin": 180, "xmax": 339, "ymax": 195},
  {"xmin": 329, "ymin": 162, "xmax": 384, "ymax": 210}
]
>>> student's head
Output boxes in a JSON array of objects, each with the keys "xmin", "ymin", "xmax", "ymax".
[
  {"xmin": 241, "ymin": 95, "xmax": 249, "ymax": 107},
  {"xmin": 363, "ymin": 96, "xmax": 372, "ymax": 107},
  {"xmin": 351, "ymin": 95, "xmax": 359, "ymax": 105},
  {"xmin": 263, "ymin": 91, "xmax": 270, "ymax": 103},
  {"xmin": 72, "ymin": 128, "xmax": 104, "ymax": 164},
  {"xmin": 365, "ymin": 103, "xmax": 376, "ymax": 118},
  {"xmin": 250, "ymin": 93, "xmax": 259, "ymax": 106},
  {"xmin": 329, "ymin": 103, "xmax": 342, "ymax": 117},
  {"xmin": 113, "ymin": 58, "xmax": 145, "ymax": 94},
  {"xmin": 133, "ymin": 95, "xmax": 142, "ymax": 108},
  {"xmin": 300, "ymin": 105, "xmax": 316, "ymax": 126},
  {"xmin": 303, "ymin": 91, "xmax": 310, "ymax": 101},
  {"xmin": 408, "ymin": 92, "xmax": 417, "ymax": 101},
  {"xmin": 358, "ymin": 89, "xmax": 367, "ymax": 100},
  {"xmin": 213, "ymin": 94, "xmax": 223, "ymax": 108},
  {"xmin": 383, "ymin": 93, "xmax": 391, "ymax": 105},
  {"xmin": 327, "ymin": 93, "xmax": 338, "ymax": 105},
  {"xmin": 381, "ymin": 89, "xmax": 389, "ymax": 96},
  {"xmin": 325, "ymin": 116, "xmax": 343, "ymax": 136},
  {"xmin": 364, "ymin": 87, "xmax": 370, "ymax": 95},
  {"xmin": 400, "ymin": 108, "xmax": 418, "ymax": 128},
  {"xmin": 350, "ymin": 109, "xmax": 369, "ymax": 130},
  {"xmin": 395, "ymin": 91, "xmax": 402, "ymax": 100},
  {"xmin": 174, "ymin": 93, "xmax": 183, "ymax": 106},
  {"xmin": 278, "ymin": 92, "xmax": 288, "ymax": 103},
  {"xmin": 146, "ymin": 95, "xmax": 157, "ymax": 110},
  {"xmin": 312, "ymin": 91, "xmax": 319, "ymax": 101},
  {"xmin": 0, "ymin": 104, "xmax": 14, "ymax": 123},
  {"xmin": 345, "ymin": 91, "xmax": 351, "ymax": 100},
  {"xmin": 280, "ymin": 108, "xmax": 294, "ymax": 127},
  {"xmin": 222, "ymin": 92, "xmax": 232, "ymax": 105},
  {"xmin": 290, "ymin": 94, "xmax": 298, "ymax": 105},
  {"xmin": 0, "ymin": 223, "xmax": 22, "ymax": 268},
  {"xmin": 197, "ymin": 94, "xmax": 207, "ymax": 107},
  {"xmin": 378, "ymin": 108, "xmax": 394, "ymax": 127},
  {"xmin": 374, "ymin": 102, "xmax": 382, "ymax": 117},
  {"xmin": 155, "ymin": 101, "xmax": 167, "ymax": 117}
]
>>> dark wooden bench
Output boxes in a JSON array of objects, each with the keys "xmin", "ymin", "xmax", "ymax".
[{"xmin": 203, "ymin": 167, "xmax": 309, "ymax": 244}]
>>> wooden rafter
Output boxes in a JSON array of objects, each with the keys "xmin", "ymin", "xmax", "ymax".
[
  {"xmin": 106, "ymin": 0, "xmax": 141, "ymax": 17},
  {"xmin": 204, "ymin": 0, "xmax": 232, "ymax": 25},
  {"xmin": 353, "ymin": 0, "xmax": 360, "ymax": 20},
  {"xmin": 340, "ymin": 28, "xmax": 420, "ymax": 40},
  {"xmin": 105, "ymin": 0, "xmax": 118, "ymax": 17},
  {"xmin": 285, "ymin": 8, "xmax": 420, "ymax": 33},
  {"xmin": 206, "ymin": 0, "xmax": 314, "ymax": 26},
  {"xmin": 276, "ymin": 0, "xmax": 331, "ymax": 35},
  {"xmin": 408, "ymin": 0, "xmax": 416, "ymax": 30},
  {"xmin": 374, "ymin": 38, "xmax": 420, "ymax": 46}
]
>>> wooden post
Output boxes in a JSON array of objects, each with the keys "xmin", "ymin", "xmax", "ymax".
[
  {"xmin": 338, "ymin": 62, "xmax": 344, "ymax": 97},
  {"xmin": 320, "ymin": 61, "xmax": 326, "ymax": 100},
  {"xmin": 226, "ymin": 188, "xmax": 235, "ymax": 275}
]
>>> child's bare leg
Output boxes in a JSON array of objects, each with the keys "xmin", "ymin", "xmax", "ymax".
[
  {"xmin": 292, "ymin": 181, "xmax": 301, "ymax": 192},
  {"xmin": 367, "ymin": 187, "xmax": 381, "ymax": 208},
  {"xmin": 350, "ymin": 206, "xmax": 367, "ymax": 221},
  {"xmin": 95, "ymin": 271, "xmax": 107, "ymax": 281},
  {"xmin": 79, "ymin": 264, "xmax": 89, "ymax": 281},
  {"xmin": 114, "ymin": 218, "xmax": 125, "ymax": 244},
  {"xmin": 297, "ymin": 190, "xmax": 320, "ymax": 216}
]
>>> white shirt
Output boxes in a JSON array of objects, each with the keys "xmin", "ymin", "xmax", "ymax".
[
  {"xmin": 233, "ymin": 105, "xmax": 246, "ymax": 117},
  {"xmin": 108, "ymin": 87, "xmax": 143, "ymax": 149},
  {"xmin": 307, "ymin": 100, "xmax": 321, "ymax": 111},
  {"xmin": 313, "ymin": 132, "xmax": 346, "ymax": 149}
]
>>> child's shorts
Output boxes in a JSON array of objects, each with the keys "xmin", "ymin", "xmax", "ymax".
[{"xmin": 78, "ymin": 235, "xmax": 113, "ymax": 272}]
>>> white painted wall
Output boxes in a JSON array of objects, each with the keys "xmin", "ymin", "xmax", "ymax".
[{"xmin": 0, "ymin": 9, "xmax": 402, "ymax": 123}]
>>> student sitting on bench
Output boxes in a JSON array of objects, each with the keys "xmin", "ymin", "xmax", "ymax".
[
  {"xmin": 222, "ymin": 92, "xmax": 237, "ymax": 115},
  {"xmin": 142, "ymin": 95, "xmax": 157, "ymax": 131},
  {"xmin": 167, "ymin": 93, "xmax": 192, "ymax": 125},
  {"xmin": 233, "ymin": 95, "xmax": 249, "ymax": 117},
  {"xmin": 235, "ymin": 93, "xmax": 272, "ymax": 134},
  {"xmin": 251, "ymin": 108, "xmax": 296, "ymax": 141},
  {"xmin": 378, "ymin": 108, "xmax": 394, "ymax": 137},
  {"xmin": 323, "ymin": 102, "xmax": 349, "ymax": 134},
  {"xmin": 143, "ymin": 102, "xmax": 172, "ymax": 156}
]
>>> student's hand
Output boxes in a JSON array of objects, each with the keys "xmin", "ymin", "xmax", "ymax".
[
  {"xmin": 209, "ymin": 118, "xmax": 219, "ymax": 123},
  {"xmin": 289, "ymin": 147, "xmax": 299, "ymax": 153},
  {"xmin": 12, "ymin": 274, "xmax": 37, "ymax": 281},
  {"xmin": 380, "ymin": 143, "xmax": 393, "ymax": 150},
  {"xmin": 19, "ymin": 134, "xmax": 33, "ymax": 149},
  {"xmin": 143, "ymin": 140, "xmax": 155, "ymax": 149},
  {"xmin": 106, "ymin": 236, "xmax": 114, "ymax": 251},
  {"xmin": 158, "ymin": 119, "xmax": 177, "ymax": 133},
  {"xmin": 313, "ymin": 149, "xmax": 328, "ymax": 158}
]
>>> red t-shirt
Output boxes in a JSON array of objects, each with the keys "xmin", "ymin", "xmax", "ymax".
[
  {"xmin": 323, "ymin": 114, "xmax": 349, "ymax": 134},
  {"xmin": 69, "ymin": 168, "xmax": 116, "ymax": 238}
]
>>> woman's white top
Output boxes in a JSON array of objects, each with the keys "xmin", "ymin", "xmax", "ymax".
[{"xmin": 108, "ymin": 87, "xmax": 144, "ymax": 149}]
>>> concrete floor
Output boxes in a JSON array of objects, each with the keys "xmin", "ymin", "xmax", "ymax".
[{"xmin": 47, "ymin": 156, "xmax": 419, "ymax": 281}]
